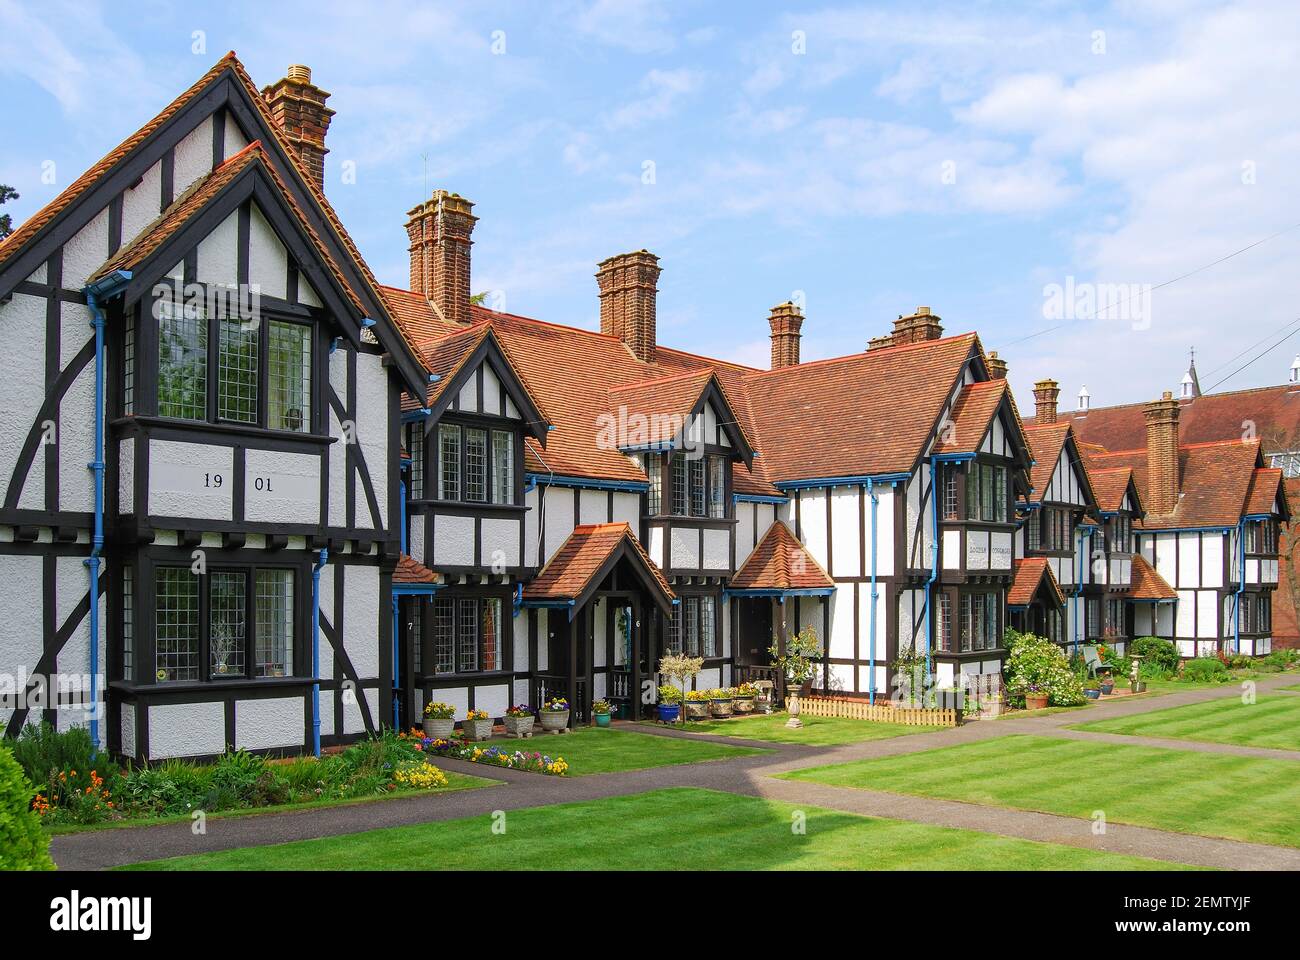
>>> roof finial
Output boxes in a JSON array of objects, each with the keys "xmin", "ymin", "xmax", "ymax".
[{"xmin": 1181, "ymin": 346, "xmax": 1201, "ymax": 399}]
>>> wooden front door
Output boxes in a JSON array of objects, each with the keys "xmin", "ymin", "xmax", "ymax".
[{"xmin": 737, "ymin": 599, "xmax": 773, "ymax": 666}]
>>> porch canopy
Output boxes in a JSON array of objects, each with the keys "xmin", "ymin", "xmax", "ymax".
[
  {"xmin": 392, "ymin": 554, "xmax": 441, "ymax": 597},
  {"xmin": 726, "ymin": 521, "xmax": 835, "ymax": 599},
  {"xmin": 1007, "ymin": 557, "xmax": 1065, "ymax": 612},
  {"xmin": 522, "ymin": 522, "xmax": 675, "ymax": 618},
  {"xmin": 1126, "ymin": 554, "xmax": 1177, "ymax": 603}
]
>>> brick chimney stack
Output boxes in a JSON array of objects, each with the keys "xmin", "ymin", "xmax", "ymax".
[
  {"xmin": 1144, "ymin": 390, "xmax": 1181, "ymax": 516},
  {"xmin": 597, "ymin": 250, "xmax": 661, "ymax": 363},
  {"xmin": 890, "ymin": 306, "xmax": 944, "ymax": 345},
  {"xmin": 1033, "ymin": 379, "xmax": 1060, "ymax": 424},
  {"xmin": 987, "ymin": 351, "xmax": 1008, "ymax": 380},
  {"xmin": 406, "ymin": 191, "xmax": 477, "ymax": 325},
  {"xmin": 768, "ymin": 301, "xmax": 804, "ymax": 369},
  {"xmin": 262, "ymin": 65, "xmax": 335, "ymax": 192}
]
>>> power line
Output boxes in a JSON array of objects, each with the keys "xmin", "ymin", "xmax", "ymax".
[
  {"xmin": 1200, "ymin": 315, "xmax": 1300, "ymax": 378},
  {"xmin": 1006, "ymin": 220, "xmax": 1300, "ymax": 347},
  {"xmin": 1201, "ymin": 323, "xmax": 1300, "ymax": 395}
]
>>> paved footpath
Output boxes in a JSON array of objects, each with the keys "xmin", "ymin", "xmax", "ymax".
[{"xmin": 50, "ymin": 673, "xmax": 1300, "ymax": 870}]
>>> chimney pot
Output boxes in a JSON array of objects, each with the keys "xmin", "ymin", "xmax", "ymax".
[
  {"xmin": 987, "ymin": 351, "xmax": 1008, "ymax": 380},
  {"xmin": 596, "ymin": 250, "xmax": 661, "ymax": 363},
  {"xmin": 262, "ymin": 65, "xmax": 335, "ymax": 192},
  {"xmin": 406, "ymin": 189, "xmax": 477, "ymax": 325},
  {"xmin": 768, "ymin": 301, "xmax": 804, "ymax": 369},
  {"xmin": 1033, "ymin": 378, "xmax": 1060, "ymax": 424},
  {"xmin": 286, "ymin": 64, "xmax": 311, "ymax": 83},
  {"xmin": 1144, "ymin": 391, "xmax": 1181, "ymax": 516}
]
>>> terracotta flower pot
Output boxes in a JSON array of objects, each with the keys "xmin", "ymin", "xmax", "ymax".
[{"xmin": 1025, "ymin": 694, "xmax": 1050, "ymax": 710}]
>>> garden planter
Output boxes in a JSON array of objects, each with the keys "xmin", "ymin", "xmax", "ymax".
[
  {"xmin": 1025, "ymin": 694, "xmax": 1050, "ymax": 710},
  {"xmin": 1100, "ymin": 680, "xmax": 1115, "ymax": 695},
  {"xmin": 540, "ymin": 709, "xmax": 570, "ymax": 732},
  {"xmin": 732, "ymin": 696, "xmax": 755, "ymax": 715},
  {"xmin": 981, "ymin": 700, "xmax": 1005, "ymax": 717},
  {"xmin": 462, "ymin": 718, "xmax": 494, "ymax": 741},
  {"xmin": 1130, "ymin": 680, "xmax": 1147, "ymax": 693},
  {"xmin": 684, "ymin": 700, "xmax": 710, "ymax": 720},
  {"xmin": 1083, "ymin": 688, "xmax": 1101, "ymax": 700},
  {"xmin": 594, "ymin": 713, "xmax": 611, "ymax": 727},
  {"xmin": 709, "ymin": 698, "xmax": 734, "ymax": 718},
  {"xmin": 504, "ymin": 715, "xmax": 534, "ymax": 738},
  {"xmin": 423, "ymin": 717, "xmax": 454, "ymax": 740},
  {"xmin": 657, "ymin": 703, "xmax": 681, "ymax": 723}
]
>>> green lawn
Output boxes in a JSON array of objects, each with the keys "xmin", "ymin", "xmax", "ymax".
[
  {"xmin": 640, "ymin": 713, "xmax": 944, "ymax": 746},
  {"xmin": 119, "ymin": 787, "xmax": 1192, "ymax": 871},
  {"xmin": 45, "ymin": 771, "xmax": 499, "ymax": 835},
  {"xmin": 1071, "ymin": 696, "xmax": 1300, "ymax": 751},
  {"xmin": 784, "ymin": 735, "xmax": 1300, "ymax": 848},
  {"xmin": 458, "ymin": 726, "xmax": 767, "ymax": 775}
]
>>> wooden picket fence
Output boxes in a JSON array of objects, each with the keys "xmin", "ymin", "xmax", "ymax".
[{"xmin": 798, "ymin": 695, "xmax": 959, "ymax": 727}]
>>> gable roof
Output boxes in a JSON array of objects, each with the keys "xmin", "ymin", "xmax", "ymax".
[
  {"xmin": 730, "ymin": 521, "xmax": 835, "ymax": 593},
  {"xmin": 522, "ymin": 522, "xmax": 674, "ymax": 616},
  {"xmin": 393, "ymin": 554, "xmax": 440, "ymax": 585},
  {"xmin": 933, "ymin": 378, "xmax": 1011, "ymax": 455},
  {"xmin": 1007, "ymin": 557, "xmax": 1065, "ymax": 608},
  {"xmin": 1127, "ymin": 554, "xmax": 1177, "ymax": 600},
  {"xmin": 1085, "ymin": 438, "xmax": 1268, "ymax": 529},
  {"xmin": 0, "ymin": 52, "xmax": 430, "ymax": 398},
  {"xmin": 1087, "ymin": 466, "xmax": 1142, "ymax": 515},
  {"xmin": 739, "ymin": 333, "xmax": 982, "ymax": 485},
  {"xmin": 1245, "ymin": 466, "xmax": 1289, "ymax": 520},
  {"xmin": 606, "ymin": 368, "xmax": 755, "ymax": 464}
]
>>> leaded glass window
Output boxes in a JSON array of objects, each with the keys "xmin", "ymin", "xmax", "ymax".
[
  {"xmin": 255, "ymin": 570, "xmax": 294, "ymax": 677},
  {"xmin": 217, "ymin": 318, "xmax": 258, "ymax": 423},
  {"xmin": 268, "ymin": 320, "xmax": 311, "ymax": 432}
]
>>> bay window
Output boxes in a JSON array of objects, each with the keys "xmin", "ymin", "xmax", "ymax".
[
  {"xmin": 665, "ymin": 453, "xmax": 729, "ymax": 518},
  {"xmin": 154, "ymin": 565, "xmax": 296, "ymax": 683},
  {"xmin": 959, "ymin": 592, "xmax": 999, "ymax": 652},
  {"xmin": 1245, "ymin": 519, "xmax": 1278, "ymax": 555},
  {"xmin": 964, "ymin": 462, "xmax": 1007, "ymax": 523}
]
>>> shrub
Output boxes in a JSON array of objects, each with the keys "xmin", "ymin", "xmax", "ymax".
[
  {"xmin": 1004, "ymin": 630, "xmax": 1085, "ymax": 707},
  {"xmin": 10, "ymin": 721, "xmax": 96, "ymax": 787},
  {"xmin": 657, "ymin": 684, "xmax": 682, "ymax": 705},
  {"xmin": 1129, "ymin": 636, "xmax": 1180, "ymax": 675},
  {"xmin": 0, "ymin": 743, "xmax": 54, "ymax": 870},
  {"xmin": 1181, "ymin": 657, "xmax": 1230, "ymax": 683}
]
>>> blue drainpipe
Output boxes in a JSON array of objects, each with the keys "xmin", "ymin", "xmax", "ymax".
[
  {"xmin": 311, "ymin": 548, "xmax": 329, "ymax": 757},
  {"xmin": 924, "ymin": 457, "xmax": 941, "ymax": 685},
  {"xmin": 1234, "ymin": 520, "xmax": 1246, "ymax": 655},
  {"xmin": 391, "ymin": 596, "xmax": 401, "ymax": 730},
  {"xmin": 399, "ymin": 478, "xmax": 408, "ymax": 555},
  {"xmin": 1074, "ymin": 525, "xmax": 1090, "ymax": 657},
  {"xmin": 868, "ymin": 479, "xmax": 879, "ymax": 705},
  {"xmin": 82, "ymin": 270, "xmax": 131, "ymax": 753}
]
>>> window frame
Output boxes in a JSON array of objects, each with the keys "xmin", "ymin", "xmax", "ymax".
[
  {"xmin": 149, "ymin": 292, "xmax": 317, "ymax": 435},
  {"xmin": 150, "ymin": 561, "xmax": 300, "ymax": 685},
  {"xmin": 664, "ymin": 452, "xmax": 730, "ymax": 519},
  {"xmin": 668, "ymin": 589, "xmax": 722, "ymax": 660},
  {"xmin": 430, "ymin": 417, "xmax": 523, "ymax": 507},
  {"xmin": 423, "ymin": 591, "xmax": 509, "ymax": 677}
]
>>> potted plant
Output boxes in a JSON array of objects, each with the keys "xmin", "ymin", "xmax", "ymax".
[
  {"xmin": 770, "ymin": 626, "xmax": 822, "ymax": 699},
  {"xmin": 684, "ymin": 689, "xmax": 711, "ymax": 720},
  {"xmin": 1024, "ymin": 684, "xmax": 1050, "ymax": 710},
  {"xmin": 540, "ymin": 697, "xmax": 570, "ymax": 732},
  {"xmin": 708, "ymin": 688, "xmax": 734, "ymax": 718},
  {"xmin": 462, "ymin": 708, "xmax": 493, "ymax": 741},
  {"xmin": 1082, "ymin": 680, "xmax": 1101, "ymax": 700},
  {"xmin": 423, "ymin": 701, "xmax": 455, "ymax": 739},
  {"xmin": 504, "ymin": 704, "xmax": 534, "ymax": 738},
  {"xmin": 732, "ymin": 682, "xmax": 757, "ymax": 714},
  {"xmin": 1099, "ymin": 671, "xmax": 1115, "ymax": 695},
  {"xmin": 981, "ymin": 691, "xmax": 1006, "ymax": 717},
  {"xmin": 658, "ymin": 654, "xmax": 705, "ymax": 727},
  {"xmin": 656, "ymin": 685, "xmax": 682, "ymax": 724},
  {"xmin": 592, "ymin": 699, "xmax": 613, "ymax": 727}
]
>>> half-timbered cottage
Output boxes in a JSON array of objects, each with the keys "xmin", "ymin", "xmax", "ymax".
[{"xmin": 0, "ymin": 56, "xmax": 431, "ymax": 760}]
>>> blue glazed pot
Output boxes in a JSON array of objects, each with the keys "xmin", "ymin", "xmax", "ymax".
[
  {"xmin": 657, "ymin": 703, "xmax": 681, "ymax": 723},
  {"xmin": 1084, "ymin": 688, "xmax": 1101, "ymax": 700},
  {"xmin": 595, "ymin": 713, "xmax": 611, "ymax": 727}
]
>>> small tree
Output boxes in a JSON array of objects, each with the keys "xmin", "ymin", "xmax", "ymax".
[
  {"xmin": 768, "ymin": 626, "xmax": 822, "ymax": 686},
  {"xmin": 659, "ymin": 653, "xmax": 704, "ymax": 726},
  {"xmin": 0, "ymin": 185, "xmax": 17, "ymax": 240}
]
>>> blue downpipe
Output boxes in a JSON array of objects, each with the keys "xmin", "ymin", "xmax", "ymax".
[
  {"xmin": 391, "ymin": 597, "xmax": 401, "ymax": 730},
  {"xmin": 84, "ymin": 289, "xmax": 107, "ymax": 753},
  {"xmin": 924, "ymin": 458, "xmax": 940, "ymax": 691},
  {"xmin": 311, "ymin": 548, "xmax": 329, "ymax": 757},
  {"xmin": 868, "ymin": 479, "xmax": 879, "ymax": 705},
  {"xmin": 1234, "ymin": 521, "xmax": 1246, "ymax": 655},
  {"xmin": 1074, "ymin": 526, "xmax": 1089, "ymax": 657}
]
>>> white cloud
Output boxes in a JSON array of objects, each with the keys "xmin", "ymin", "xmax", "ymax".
[
  {"xmin": 574, "ymin": 0, "xmax": 676, "ymax": 54},
  {"xmin": 605, "ymin": 68, "xmax": 703, "ymax": 130}
]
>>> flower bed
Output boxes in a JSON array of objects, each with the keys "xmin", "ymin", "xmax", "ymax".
[{"xmin": 417, "ymin": 734, "xmax": 569, "ymax": 776}]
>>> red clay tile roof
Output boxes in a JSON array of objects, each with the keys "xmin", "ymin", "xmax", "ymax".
[
  {"xmin": 523, "ymin": 522, "xmax": 674, "ymax": 607},
  {"xmin": 1244, "ymin": 467, "xmax": 1285, "ymax": 517},
  {"xmin": 1088, "ymin": 466, "xmax": 1139, "ymax": 514},
  {"xmin": 731, "ymin": 521, "xmax": 834, "ymax": 591},
  {"xmin": 606, "ymin": 368, "xmax": 755, "ymax": 455},
  {"xmin": 1127, "ymin": 554, "xmax": 1177, "ymax": 600},
  {"xmin": 739, "ymin": 333, "xmax": 981, "ymax": 485},
  {"xmin": 380, "ymin": 284, "xmax": 462, "ymax": 345},
  {"xmin": 1022, "ymin": 421, "xmax": 1073, "ymax": 502},
  {"xmin": 1056, "ymin": 383, "xmax": 1300, "ymax": 455},
  {"xmin": 394, "ymin": 554, "xmax": 440, "ymax": 585},
  {"xmin": 1007, "ymin": 557, "xmax": 1064, "ymax": 607},
  {"xmin": 1086, "ymin": 438, "xmax": 1265, "ymax": 529},
  {"xmin": 933, "ymin": 379, "xmax": 1009, "ymax": 455}
]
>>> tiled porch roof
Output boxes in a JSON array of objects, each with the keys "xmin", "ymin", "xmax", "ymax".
[
  {"xmin": 523, "ymin": 522, "xmax": 674, "ymax": 612},
  {"xmin": 394, "ymin": 554, "xmax": 440, "ymax": 586},
  {"xmin": 730, "ymin": 521, "xmax": 834, "ymax": 592},
  {"xmin": 1008, "ymin": 557, "xmax": 1064, "ymax": 608},
  {"xmin": 1126, "ymin": 554, "xmax": 1177, "ymax": 601}
]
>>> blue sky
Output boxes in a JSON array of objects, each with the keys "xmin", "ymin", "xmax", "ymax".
[{"xmin": 3, "ymin": 0, "xmax": 1299, "ymax": 411}]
